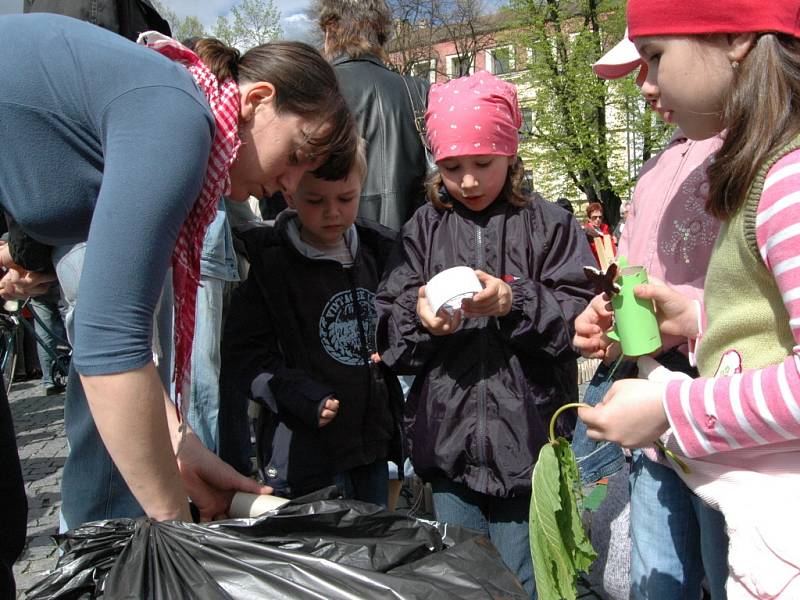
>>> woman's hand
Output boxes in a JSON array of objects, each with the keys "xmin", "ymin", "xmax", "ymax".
[
  {"xmin": 461, "ymin": 270, "xmax": 512, "ymax": 318},
  {"xmin": 577, "ymin": 379, "xmax": 669, "ymax": 447},
  {"xmin": 573, "ymin": 293, "xmax": 615, "ymax": 359},
  {"xmin": 634, "ymin": 281, "xmax": 699, "ymax": 338},
  {"xmin": 417, "ymin": 285, "xmax": 463, "ymax": 335},
  {"xmin": 175, "ymin": 431, "xmax": 273, "ymax": 522}
]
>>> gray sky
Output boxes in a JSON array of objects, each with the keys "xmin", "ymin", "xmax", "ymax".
[
  {"xmin": 0, "ymin": 0, "xmax": 22, "ymax": 15},
  {"xmin": 163, "ymin": 0, "xmax": 316, "ymax": 42}
]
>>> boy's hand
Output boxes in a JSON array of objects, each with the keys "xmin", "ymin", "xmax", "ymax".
[
  {"xmin": 319, "ymin": 397, "xmax": 339, "ymax": 427},
  {"xmin": 461, "ymin": 270, "xmax": 512, "ymax": 318},
  {"xmin": 417, "ymin": 285, "xmax": 463, "ymax": 335}
]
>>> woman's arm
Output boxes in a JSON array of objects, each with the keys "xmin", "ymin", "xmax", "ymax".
[{"xmin": 82, "ymin": 365, "xmax": 190, "ymax": 520}]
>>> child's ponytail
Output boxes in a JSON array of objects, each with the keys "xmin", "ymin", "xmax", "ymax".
[
  {"xmin": 192, "ymin": 37, "xmax": 241, "ymax": 82},
  {"xmin": 707, "ymin": 34, "xmax": 800, "ymax": 218}
]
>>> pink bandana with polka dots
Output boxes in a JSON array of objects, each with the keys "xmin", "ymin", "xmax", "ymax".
[{"xmin": 425, "ymin": 71, "xmax": 522, "ymax": 163}]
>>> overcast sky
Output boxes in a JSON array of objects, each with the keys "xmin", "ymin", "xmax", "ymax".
[
  {"xmin": 0, "ymin": 0, "xmax": 505, "ymax": 41},
  {"xmin": 0, "ymin": 0, "xmax": 316, "ymax": 40}
]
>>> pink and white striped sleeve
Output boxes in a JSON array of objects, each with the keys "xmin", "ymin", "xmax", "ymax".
[{"xmin": 663, "ymin": 150, "xmax": 800, "ymax": 458}]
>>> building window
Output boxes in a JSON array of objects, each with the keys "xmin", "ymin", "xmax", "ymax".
[
  {"xmin": 519, "ymin": 107, "xmax": 534, "ymax": 137},
  {"xmin": 411, "ymin": 59, "xmax": 436, "ymax": 83},
  {"xmin": 447, "ymin": 53, "xmax": 473, "ymax": 78},
  {"xmin": 485, "ymin": 45, "xmax": 514, "ymax": 75}
]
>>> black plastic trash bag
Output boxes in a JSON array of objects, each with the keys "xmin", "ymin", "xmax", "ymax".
[{"xmin": 28, "ymin": 490, "xmax": 526, "ymax": 599}]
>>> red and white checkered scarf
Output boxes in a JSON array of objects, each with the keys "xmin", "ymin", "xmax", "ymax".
[{"xmin": 138, "ymin": 32, "xmax": 241, "ymax": 419}]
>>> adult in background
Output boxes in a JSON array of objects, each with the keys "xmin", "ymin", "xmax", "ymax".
[
  {"xmin": 316, "ymin": 0, "xmax": 431, "ymax": 232},
  {"xmin": 0, "ymin": 15, "xmax": 356, "ymax": 595}
]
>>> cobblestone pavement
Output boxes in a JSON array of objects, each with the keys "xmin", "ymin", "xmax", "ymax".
[{"xmin": 10, "ymin": 380, "xmax": 66, "ymax": 598}]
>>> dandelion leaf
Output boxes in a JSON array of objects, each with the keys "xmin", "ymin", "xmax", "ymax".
[{"xmin": 529, "ymin": 438, "xmax": 596, "ymax": 600}]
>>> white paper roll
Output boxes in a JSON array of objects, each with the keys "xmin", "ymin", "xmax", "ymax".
[
  {"xmin": 229, "ymin": 492, "xmax": 290, "ymax": 518},
  {"xmin": 426, "ymin": 266, "xmax": 482, "ymax": 314}
]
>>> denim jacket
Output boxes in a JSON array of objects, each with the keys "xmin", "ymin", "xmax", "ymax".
[{"xmin": 201, "ymin": 198, "xmax": 239, "ymax": 282}]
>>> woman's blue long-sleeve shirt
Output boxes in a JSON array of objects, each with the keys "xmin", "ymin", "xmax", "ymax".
[{"xmin": 0, "ymin": 14, "xmax": 215, "ymax": 376}]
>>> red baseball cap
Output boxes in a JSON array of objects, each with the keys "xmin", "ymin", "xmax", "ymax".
[
  {"xmin": 593, "ymin": 29, "xmax": 648, "ymax": 85},
  {"xmin": 628, "ymin": 0, "xmax": 800, "ymax": 38}
]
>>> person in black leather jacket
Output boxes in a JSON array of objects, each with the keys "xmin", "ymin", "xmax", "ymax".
[{"xmin": 316, "ymin": 0, "xmax": 431, "ymax": 232}]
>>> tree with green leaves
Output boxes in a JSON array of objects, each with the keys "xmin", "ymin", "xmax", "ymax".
[
  {"xmin": 505, "ymin": 0, "xmax": 670, "ymax": 224},
  {"xmin": 150, "ymin": 0, "xmax": 207, "ymax": 40},
  {"xmin": 213, "ymin": 0, "xmax": 282, "ymax": 50}
]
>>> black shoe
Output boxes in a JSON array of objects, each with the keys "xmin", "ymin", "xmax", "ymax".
[{"xmin": 44, "ymin": 384, "xmax": 65, "ymax": 396}]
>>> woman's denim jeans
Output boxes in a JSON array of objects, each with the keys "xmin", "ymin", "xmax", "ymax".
[{"xmin": 55, "ymin": 244, "xmax": 172, "ymax": 528}]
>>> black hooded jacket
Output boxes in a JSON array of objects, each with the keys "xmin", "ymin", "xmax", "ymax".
[
  {"xmin": 375, "ymin": 195, "xmax": 595, "ymax": 497},
  {"xmin": 221, "ymin": 212, "xmax": 402, "ymax": 496}
]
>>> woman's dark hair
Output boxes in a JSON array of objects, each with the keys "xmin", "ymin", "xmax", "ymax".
[
  {"xmin": 424, "ymin": 157, "xmax": 529, "ymax": 211},
  {"xmin": 314, "ymin": 0, "xmax": 392, "ymax": 61},
  {"xmin": 555, "ymin": 197, "xmax": 574, "ymax": 214},
  {"xmin": 194, "ymin": 38, "xmax": 357, "ymax": 181},
  {"xmin": 708, "ymin": 33, "xmax": 800, "ymax": 218}
]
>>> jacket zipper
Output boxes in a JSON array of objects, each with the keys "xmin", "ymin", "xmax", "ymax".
[{"xmin": 475, "ymin": 224, "xmax": 488, "ymax": 492}]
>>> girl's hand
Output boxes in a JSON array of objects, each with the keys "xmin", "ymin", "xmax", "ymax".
[
  {"xmin": 176, "ymin": 432, "xmax": 273, "ymax": 522},
  {"xmin": 461, "ymin": 270, "xmax": 512, "ymax": 318},
  {"xmin": 417, "ymin": 285, "xmax": 463, "ymax": 335},
  {"xmin": 577, "ymin": 379, "xmax": 670, "ymax": 447},
  {"xmin": 319, "ymin": 397, "xmax": 339, "ymax": 427},
  {"xmin": 573, "ymin": 293, "xmax": 615, "ymax": 359},
  {"xmin": 634, "ymin": 281, "xmax": 699, "ymax": 338}
]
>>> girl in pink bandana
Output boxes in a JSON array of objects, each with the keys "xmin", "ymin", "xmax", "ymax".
[{"xmin": 376, "ymin": 72, "xmax": 595, "ymax": 598}]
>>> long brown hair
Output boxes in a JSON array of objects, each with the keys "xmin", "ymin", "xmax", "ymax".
[
  {"xmin": 193, "ymin": 38, "xmax": 357, "ymax": 181},
  {"xmin": 314, "ymin": 0, "xmax": 392, "ymax": 61},
  {"xmin": 425, "ymin": 156, "xmax": 529, "ymax": 211},
  {"xmin": 707, "ymin": 33, "xmax": 800, "ymax": 219}
]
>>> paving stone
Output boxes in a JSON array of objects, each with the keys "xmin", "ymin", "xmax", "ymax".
[{"xmin": 9, "ymin": 383, "xmax": 65, "ymax": 594}]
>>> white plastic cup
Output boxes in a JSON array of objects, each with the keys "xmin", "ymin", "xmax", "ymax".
[
  {"xmin": 228, "ymin": 492, "xmax": 290, "ymax": 518},
  {"xmin": 426, "ymin": 266, "xmax": 483, "ymax": 315}
]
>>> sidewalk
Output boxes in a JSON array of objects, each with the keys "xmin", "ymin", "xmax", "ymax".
[{"xmin": 10, "ymin": 380, "xmax": 66, "ymax": 598}]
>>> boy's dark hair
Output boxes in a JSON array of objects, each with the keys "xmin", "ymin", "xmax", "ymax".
[{"xmin": 425, "ymin": 158, "xmax": 529, "ymax": 211}]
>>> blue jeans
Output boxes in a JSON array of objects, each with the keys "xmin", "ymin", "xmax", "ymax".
[
  {"xmin": 335, "ymin": 459, "xmax": 389, "ymax": 508},
  {"xmin": 29, "ymin": 286, "xmax": 67, "ymax": 387},
  {"xmin": 55, "ymin": 244, "xmax": 173, "ymax": 527},
  {"xmin": 430, "ymin": 478, "xmax": 536, "ymax": 599},
  {"xmin": 186, "ymin": 276, "xmax": 223, "ymax": 453},
  {"xmin": 572, "ymin": 360, "xmax": 632, "ymax": 485},
  {"xmin": 629, "ymin": 451, "xmax": 729, "ymax": 599}
]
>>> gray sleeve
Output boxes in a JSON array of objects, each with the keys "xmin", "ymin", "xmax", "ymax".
[{"xmin": 72, "ymin": 86, "xmax": 213, "ymax": 376}]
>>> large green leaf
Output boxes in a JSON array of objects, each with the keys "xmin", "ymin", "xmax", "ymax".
[{"xmin": 529, "ymin": 438, "xmax": 597, "ymax": 600}]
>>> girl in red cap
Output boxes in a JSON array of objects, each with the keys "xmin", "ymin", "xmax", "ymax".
[
  {"xmin": 375, "ymin": 71, "xmax": 594, "ymax": 597},
  {"xmin": 578, "ymin": 0, "xmax": 800, "ymax": 596}
]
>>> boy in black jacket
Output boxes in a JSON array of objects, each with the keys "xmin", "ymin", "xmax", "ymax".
[{"xmin": 220, "ymin": 140, "xmax": 402, "ymax": 507}]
